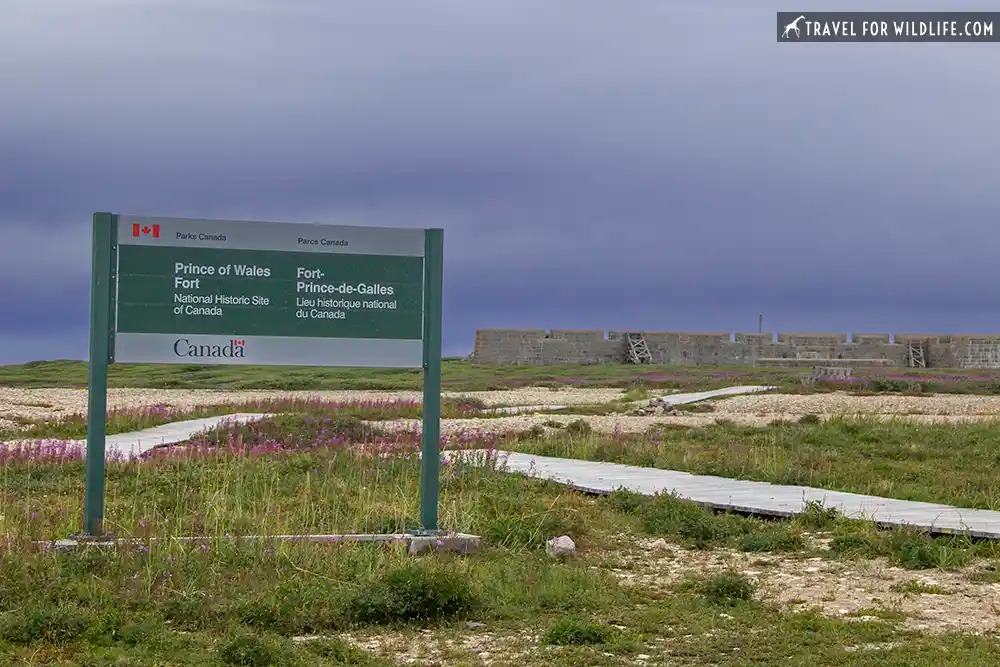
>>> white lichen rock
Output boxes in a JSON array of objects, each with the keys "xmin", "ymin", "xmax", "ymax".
[{"xmin": 546, "ymin": 535, "xmax": 576, "ymax": 558}]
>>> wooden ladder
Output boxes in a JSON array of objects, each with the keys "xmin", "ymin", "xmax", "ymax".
[
  {"xmin": 625, "ymin": 332, "xmax": 653, "ymax": 364},
  {"xmin": 907, "ymin": 341, "xmax": 926, "ymax": 368}
]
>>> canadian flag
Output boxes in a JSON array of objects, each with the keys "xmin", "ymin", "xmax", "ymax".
[
  {"xmin": 232, "ymin": 339, "xmax": 245, "ymax": 347},
  {"xmin": 132, "ymin": 223, "xmax": 160, "ymax": 238}
]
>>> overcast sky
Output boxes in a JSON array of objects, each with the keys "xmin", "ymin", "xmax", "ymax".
[{"xmin": 2, "ymin": 0, "xmax": 997, "ymax": 363}]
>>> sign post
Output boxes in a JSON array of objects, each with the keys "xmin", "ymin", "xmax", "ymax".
[
  {"xmin": 83, "ymin": 213, "xmax": 443, "ymax": 537},
  {"xmin": 83, "ymin": 213, "xmax": 116, "ymax": 536},
  {"xmin": 419, "ymin": 229, "xmax": 443, "ymax": 531}
]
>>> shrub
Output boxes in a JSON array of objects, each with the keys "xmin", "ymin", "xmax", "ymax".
[
  {"xmin": 606, "ymin": 489, "xmax": 646, "ymax": 516},
  {"xmin": 621, "ymin": 388, "xmax": 652, "ymax": 402},
  {"xmin": 675, "ymin": 402, "xmax": 715, "ymax": 413},
  {"xmin": 565, "ymin": 419, "xmax": 593, "ymax": 435},
  {"xmin": 797, "ymin": 500, "xmax": 839, "ymax": 529},
  {"xmin": 886, "ymin": 532, "xmax": 971, "ymax": 570},
  {"xmin": 346, "ymin": 563, "xmax": 480, "ymax": 626},
  {"xmin": 829, "ymin": 533, "xmax": 881, "ymax": 558},
  {"xmin": 865, "ymin": 377, "xmax": 908, "ymax": 393},
  {"xmin": 739, "ymin": 526, "xmax": 805, "ymax": 553},
  {"xmin": 218, "ymin": 631, "xmax": 296, "ymax": 667},
  {"xmin": 698, "ymin": 571, "xmax": 756, "ymax": 606},
  {"xmin": 0, "ymin": 603, "xmax": 96, "ymax": 645},
  {"xmin": 303, "ymin": 637, "xmax": 378, "ymax": 663},
  {"xmin": 542, "ymin": 616, "xmax": 615, "ymax": 645},
  {"xmin": 607, "ymin": 490, "xmax": 761, "ymax": 550}
]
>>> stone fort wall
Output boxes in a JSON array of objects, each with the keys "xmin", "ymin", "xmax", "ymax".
[{"xmin": 471, "ymin": 330, "xmax": 1000, "ymax": 368}]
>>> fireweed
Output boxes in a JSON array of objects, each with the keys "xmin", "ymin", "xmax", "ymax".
[
  {"xmin": 0, "ymin": 409, "xmax": 631, "ymax": 667},
  {"xmin": 5, "ymin": 396, "xmax": 489, "ymax": 441},
  {"xmin": 0, "ymin": 425, "xmax": 506, "ymax": 465},
  {"xmin": 0, "ymin": 416, "xmax": 531, "ymax": 551}
]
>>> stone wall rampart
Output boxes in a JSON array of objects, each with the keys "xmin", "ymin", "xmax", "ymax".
[{"xmin": 471, "ymin": 329, "xmax": 1000, "ymax": 368}]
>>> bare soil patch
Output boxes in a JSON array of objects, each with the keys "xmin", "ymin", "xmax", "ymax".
[
  {"xmin": 607, "ymin": 535, "xmax": 1000, "ymax": 635},
  {"xmin": 339, "ymin": 628, "xmax": 537, "ymax": 666}
]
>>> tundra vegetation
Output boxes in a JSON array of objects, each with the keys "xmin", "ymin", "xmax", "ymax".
[{"xmin": 2, "ymin": 361, "xmax": 1000, "ymax": 664}]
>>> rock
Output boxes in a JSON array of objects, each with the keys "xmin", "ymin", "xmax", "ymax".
[
  {"xmin": 649, "ymin": 538, "xmax": 670, "ymax": 552},
  {"xmin": 546, "ymin": 535, "xmax": 576, "ymax": 558},
  {"xmin": 465, "ymin": 621, "xmax": 487, "ymax": 630}
]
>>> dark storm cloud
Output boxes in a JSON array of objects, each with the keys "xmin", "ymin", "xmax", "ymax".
[{"xmin": 1, "ymin": 0, "xmax": 998, "ymax": 362}]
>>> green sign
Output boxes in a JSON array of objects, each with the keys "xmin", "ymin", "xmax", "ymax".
[
  {"xmin": 84, "ymin": 213, "xmax": 444, "ymax": 537},
  {"xmin": 113, "ymin": 215, "xmax": 429, "ymax": 367}
]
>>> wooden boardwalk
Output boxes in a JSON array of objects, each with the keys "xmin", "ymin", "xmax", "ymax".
[
  {"xmin": 470, "ymin": 451, "xmax": 1000, "ymax": 539},
  {"xmin": 2, "ymin": 414, "xmax": 271, "ymax": 459},
  {"xmin": 101, "ymin": 414, "xmax": 271, "ymax": 458}
]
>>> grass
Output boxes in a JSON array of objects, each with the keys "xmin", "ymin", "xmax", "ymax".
[
  {"xmin": 541, "ymin": 616, "xmax": 624, "ymax": 646},
  {"xmin": 511, "ymin": 416, "xmax": 1000, "ymax": 510},
  {"xmin": 605, "ymin": 488, "xmax": 1000, "ymax": 567},
  {"xmin": 217, "ymin": 632, "xmax": 380, "ymax": 666},
  {"xmin": 0, "ymin": 445, "xmax": 634, "ymax": 664},
  {"xmin": 8, "ymin": 379, "xmax": 1000, "ymax": 663},
  {"xmin": 694, "ymin": 571, "xmax": 757, "ymax": 605},
  {"xmin": 0, "ymin": 359, "xmax": 738, "ymax": 391},
  {"xmin": 607, "ymin": 488, "xmax": 806, "ymax": 552},
  {"xmin": 889, "ymin": 580, "xmax": 951, "ymax": 595},
  {"xmin": 7, "ymin": 359, "xmax": 1000, "ymax": 394},
  {"xmin": 3, "ymin": 428, "xmax": 1000, "ymax": 664}
]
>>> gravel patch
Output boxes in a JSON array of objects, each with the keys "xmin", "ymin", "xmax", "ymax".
[
  {"xmin": 7, "ymin": 387, "xmax": 1000, "ymax": 437},
  {"xmin": 0, "ymin": 387, "xmax": 626, "ymax": 429},
  {"xmin": 448, "ymin": 387, "xmax": 626, "ymax": 407},
  {"xmin": 342, "ymin": 628, "xmax": 536, "ymax": 666},
  {"xmin": 376, "ymin": 412, "xmax": 1000, "ymax": 437},
  {"xmin": 375, "ymin": 391, "xmax": 1000, "ymax": 435},
  {"xmin": 608, "ymin": 535, "xmax": 1000, "ymax": 635},
  {"xmin": 712, "ymin": 391, "xmax": 1000, "ymax": 417}
]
